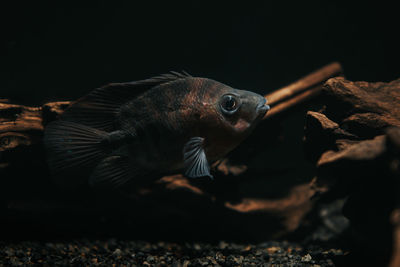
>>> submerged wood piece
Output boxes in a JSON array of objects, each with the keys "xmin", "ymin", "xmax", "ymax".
[
  {"xmin": 324, "ymin": 78, "xmax": 400, "ymax": 118},
  {"xmin": 304, "ymin": 76, "xmax": 400, "ymax": 265},
  {"xmin": 318, "ymin": 135, "xmax": 386, "ymax": 171},
  {"xmin": 303, "ymin": 111, "xmax": 357, "ymax": 163},
  {"xmin": 309, "ymin": 77, "xmax": 400, "ymax": 179},
  {"xmin": 0, "ymin": 102, "xmax": 42, "ymax": 134},
  {"xmin": 265, "ymin": 62, "xmax": 343, "ymax": 106},
  {"xmin": 264, "ymin": 62, "xmax": 343, "ymax": 119},
  {"xmin": 225, "ymin": 182, "xmax": 318, "ymax": 236},
  {"xmin": 0, "ymin": 101, "xmax": 70, "ymax": 152},
  {"xmin": 0, "ymin": 101, "xmax": 70, "ymax": 133},
  {"xmin": 305, "ymin": 77, "xmax": 400, "ymax": 165},
  {"xmin": 265, "ymin": 86, "xmax": 321, "ymax": 118}
]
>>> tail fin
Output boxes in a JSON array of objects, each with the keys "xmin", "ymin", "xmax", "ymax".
[{"xmin": 44, "ymin": 120, "xmax": 108, "ymax": 187}]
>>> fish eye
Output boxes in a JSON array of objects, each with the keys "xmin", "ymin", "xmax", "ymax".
[{"xmin": 220, "ymin": 94, "xmax": 240, "ymax": 115}]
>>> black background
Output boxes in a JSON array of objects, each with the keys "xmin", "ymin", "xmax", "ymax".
[{"xmin": 2, "ymin": 2, "xmax": 399, "ymax": 104}]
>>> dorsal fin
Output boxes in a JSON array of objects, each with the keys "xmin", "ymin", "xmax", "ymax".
[{"xmin": 61, "ymin": 71, "xmax": 191, "ymax": 132}]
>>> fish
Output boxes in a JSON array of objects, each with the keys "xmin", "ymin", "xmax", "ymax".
[{"xmin": 44, "ymin": 72, "xmax": 270, "ymax": 188}]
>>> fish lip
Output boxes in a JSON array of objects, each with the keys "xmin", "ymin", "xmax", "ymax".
[{"xmin": 256, "ymin": 98, "xmax": 270, "ymax": 116}]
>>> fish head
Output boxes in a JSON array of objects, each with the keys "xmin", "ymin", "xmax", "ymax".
[
  {"xmin": 212, "ymin": 85, "xmax": 270, "ymax": 135},
  {"xmin": 192, "ymin": 78, "xmax": 269, "ymax": 159}
]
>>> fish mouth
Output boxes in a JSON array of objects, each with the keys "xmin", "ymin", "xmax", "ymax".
[{"xmin": 256, "ymin": 97, "xmax": 270, "ymax": 117}]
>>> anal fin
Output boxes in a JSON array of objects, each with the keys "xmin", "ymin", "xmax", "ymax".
[{"xmin": 89, "ymin": 155, "xmax": 142, "ymax": 188}]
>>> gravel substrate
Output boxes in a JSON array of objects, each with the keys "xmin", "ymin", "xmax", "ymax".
[{"xmin": 0, "ymin": 239, "xmax": 345, "ymax": 266}]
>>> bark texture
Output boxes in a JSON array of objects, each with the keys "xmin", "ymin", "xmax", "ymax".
[{"xmin": 304, "ymin": 77, "xmax": 400, "ymax": 266}]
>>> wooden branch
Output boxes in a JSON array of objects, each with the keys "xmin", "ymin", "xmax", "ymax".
[
  {"xmin": 263, "ymin": 62, "xmax": 343, "ymax": 119},
  {"xmin": 0, "ymin": 103, "xmax": 42, "ymax": 133},
  {"xmin": 0, "ymin": 101, "xmax": 70, "ymax": 155},
  {"xmin": 265, "ymin": 86, "xmax": 321, "ymax": 119}
]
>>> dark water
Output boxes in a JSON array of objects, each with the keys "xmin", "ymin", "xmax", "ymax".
[{"xmin": 2, "ymin": 2, "xmax": 399, "ymax": 105}]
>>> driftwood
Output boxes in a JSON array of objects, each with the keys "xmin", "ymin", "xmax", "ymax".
[
  {"xmin": 265, "ymin": 62, "xmax": 342, "ymax": 119},
  {"xmin": 0, "ymin": 64, "xmax": 342, "ymax": 241},
  {"xmin": 304, "ymin": 77, "xmax": 400, "ymax": 266}
]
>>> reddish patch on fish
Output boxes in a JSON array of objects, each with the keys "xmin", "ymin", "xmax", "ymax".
[{"xmin": 233, "ymin": 118, "xmax": 251, "ymax": 133}]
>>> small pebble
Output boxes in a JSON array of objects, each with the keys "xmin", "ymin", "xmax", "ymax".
[{"xmin": 301, "ymin": 253, "xmax": 312, "ymax": 262}]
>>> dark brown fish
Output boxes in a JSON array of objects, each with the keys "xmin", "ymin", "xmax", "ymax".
[{"xmin": 44, "ymin": 72, "xmax": 269, "ymax": 188}]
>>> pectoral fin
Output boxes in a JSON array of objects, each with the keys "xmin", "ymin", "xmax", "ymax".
[{"xmin": 183, "ymin": 137, "xmax": 212, "ymax": 179}]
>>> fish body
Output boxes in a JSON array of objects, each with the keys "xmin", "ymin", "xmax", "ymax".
[{"xmin": 44, "ymin": 72, "xmax": 269, "ymax": 188}]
